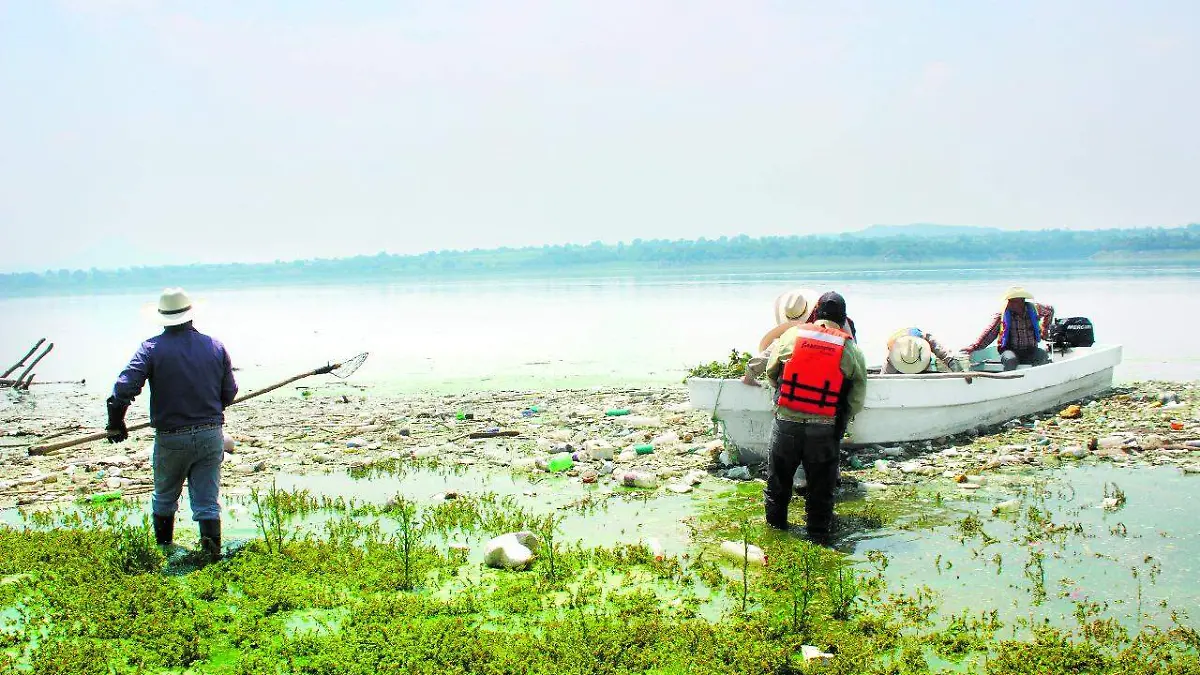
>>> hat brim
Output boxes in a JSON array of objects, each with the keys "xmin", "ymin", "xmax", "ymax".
[
  {"xmin": 888, "ymin": 337, "xmax": 932, "ymax": 374},
  {"xmin": 758, "ymin": 319, "xmax": 804, "ymax": 353},
  {"xmin": 1003, "ymin": 288, "xmax": 1033, "ymax": 301}
]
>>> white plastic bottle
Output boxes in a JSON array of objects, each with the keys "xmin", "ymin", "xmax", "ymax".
[
  {"xmin": 621, "ymin": 471, "xmax": 659, "ymax": 489},
  {"xmin": 719, "ymin": 540, "xmax": 767, "ymax": 567}
]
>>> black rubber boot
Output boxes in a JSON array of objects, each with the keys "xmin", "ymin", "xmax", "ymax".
[
  {"xmin": 152, "ymin": 514, "xmax": 174, "ymax": 547},
  {"xmin": 198, "ymin": 519, "xmax": 221, "ymax": 562}
]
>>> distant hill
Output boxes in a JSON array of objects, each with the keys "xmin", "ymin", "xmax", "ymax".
[{"xmin": 852, "ymin": 223, "xmax": 1006, "ymax": 238}]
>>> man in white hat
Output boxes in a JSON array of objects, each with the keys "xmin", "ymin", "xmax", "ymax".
[
  {"xmin": 107, "ymin": 287, "xmax": 237, "ymax": 561},
  {"xmin": 961, "ymin": 286, "xmax": 1055, "ymax": 371},
  {"xmin": 883, "ymin": 328, "xmax": 962, "ymax": 374}
]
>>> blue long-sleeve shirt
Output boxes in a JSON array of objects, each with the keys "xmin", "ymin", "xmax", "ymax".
[{"xmin": 112, "ymin": 324, "xmax": 237, "ymax": 431}]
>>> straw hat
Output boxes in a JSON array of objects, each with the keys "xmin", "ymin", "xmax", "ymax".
[
  {"xmin": 758, "ymin": 288, "xmax": 819, "ymax": 351},
  {"xmin": 772, "ymin": 288, "xmax": 819, "ymax": 324},
  {"xmin": 1003, "ymin": 286, "xmax": 1033, "ymax": 301},
  {"xmin": 888, "ymin": 335, "xmax": 932, "ymax": 374},
  {"xmin": 146, "ymin": 287, "xmax": 197, "ymax": 326}
]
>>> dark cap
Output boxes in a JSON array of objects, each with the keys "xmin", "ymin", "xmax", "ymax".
[{"xmin": 814, "ymin": 291, "xmax": 847, "ymax": 324}]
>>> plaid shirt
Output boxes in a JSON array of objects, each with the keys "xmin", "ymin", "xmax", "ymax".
[{"xmin": 964, "ymin": 302, "xmax": 1055, "ymax": 353}]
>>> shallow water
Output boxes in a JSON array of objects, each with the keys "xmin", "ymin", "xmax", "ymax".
[
  {"xmin": 844, "ymin": 463, "xmax": 1199, "ymax": 632},
  {"xmin": 5, "ymin": 459, "xmax": 1195, "ymax": 634}
]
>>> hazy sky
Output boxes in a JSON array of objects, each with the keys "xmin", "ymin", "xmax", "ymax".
[{"xmin": 1, "ymin": 1, "xmax": 1197, "ymax": 272}]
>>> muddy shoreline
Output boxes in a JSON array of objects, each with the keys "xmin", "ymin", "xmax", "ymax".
[{"xmin": 2, "ymin": 381, "xmax": 1197, "ymax": 511}]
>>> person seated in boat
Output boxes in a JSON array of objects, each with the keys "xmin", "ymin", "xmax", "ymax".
[
  {"xmin": 743, "ymin": 288, "xmax": 857, "ymax": 386},
  {"xmin": 762, "ymin": 291, "xmax": 867, "ymax": 537},
  {"xmin": 883, "ymin": 328, "xmax": 965, "ymax": 374},
  {"xmin": 960, "ymin": 286, "xmax": 1055, "ymax": 371}
]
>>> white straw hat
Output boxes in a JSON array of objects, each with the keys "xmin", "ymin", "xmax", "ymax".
[
  {"xmin": 1003, "ymin": 286, "xmax": 1033, "ymax": 301},
  {"xmin": 758, "ymin": 288, "xmax": 821, "ymax": 351},
  {"xmin": 888, "ymin": 335, "xmax": 932, "ymax": 374},
  {"xmin": 772, "ymin": 288, "xmax": 819, "ymax": 324},
  {"xmin": 154, "ymin": 287, "xmax": 196, "ymax": 326}
]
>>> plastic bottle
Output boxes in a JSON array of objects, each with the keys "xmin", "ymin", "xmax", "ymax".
[
  {"xmin": 633, "ymin": 444, "xmax": 654, "ymax": 455},
  {"xmin": 547, "ymin": 453, "xmax": 574, "ymax": 473},
  {"xmin": 647, "ymin": 537, "xmax": 665, "ymax": 561},
  {"xmin": 604, "ymin": 409, "xmax": 631, "ymax": 416},
  {"xmin": 82, "ymin": 491, "xmax": 123, "ymax": 504},
  {"xmin": 621, "ymin": 471, "xmax": 658, "ymax": 489},
  {"xmin": 719, "ymin": 540, "xmax": 767, "ymax": 566},
  {"xmin": 584, "ymin": 441, "xmax": 614, "ymax": 461},
  {"xmin": 651, "ymin": 431, "xmax": 679, "ymax": 445}
]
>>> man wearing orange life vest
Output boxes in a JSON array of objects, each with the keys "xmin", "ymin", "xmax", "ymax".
[{"xmin": 763, "ymin": 292, "xmax": 867, "ymax": 536}]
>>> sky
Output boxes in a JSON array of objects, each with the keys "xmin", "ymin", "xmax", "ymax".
[{"xmin": 1, "ymin": 1, "xmax": 1197, "ymax": 273}]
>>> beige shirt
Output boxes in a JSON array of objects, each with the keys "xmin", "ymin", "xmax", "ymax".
[{"xmin": 764, "ymin": 320, "xmax": 868, "ymax": 424}]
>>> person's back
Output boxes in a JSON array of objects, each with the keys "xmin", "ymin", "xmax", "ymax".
[
  {"xmin": 107, "ymin": 288, "xmax": 237, "ymax": 562},
  {"xmin": 128, "ymin": 326, "xmax": 235, "ymax": 431}
]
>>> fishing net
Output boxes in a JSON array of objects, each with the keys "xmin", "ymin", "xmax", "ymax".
[{"xmin": 316, "ymin": 352, "xmax": 369, "ymax": 379}]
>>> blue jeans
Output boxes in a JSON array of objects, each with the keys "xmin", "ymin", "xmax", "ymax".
[{"xmin": 152, "ymin": 425, "xmax": 223, "ymax": 521}]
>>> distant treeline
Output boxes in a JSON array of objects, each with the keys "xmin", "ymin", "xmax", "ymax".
[{"xmin": 2, "ymin": 225, "xmax": 1198, "ymax": 295}]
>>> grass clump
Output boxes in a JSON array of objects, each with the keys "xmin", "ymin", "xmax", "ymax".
[{"xmin": 685, "ymin": 349, "xmax": 753, "ymax": 380}]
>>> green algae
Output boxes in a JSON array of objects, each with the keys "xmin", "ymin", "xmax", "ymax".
[{"xmin": 1, "ymin": 459, "xmax": 1198, "ymax": 673}]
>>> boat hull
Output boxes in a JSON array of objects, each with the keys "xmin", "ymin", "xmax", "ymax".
[{"xmin": 687, "ymin": 344, "xmax": 1122, "ymax": 464}]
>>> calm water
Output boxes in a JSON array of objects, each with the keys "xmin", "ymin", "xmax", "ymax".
[{"xmin": 1, "ymin": 264, "xmax": 1197, "ymax": 402}]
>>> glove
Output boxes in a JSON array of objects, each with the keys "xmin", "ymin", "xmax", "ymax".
[{"xmin": 105, "ymin": 397, "xmax": 129, "ymax": 443}]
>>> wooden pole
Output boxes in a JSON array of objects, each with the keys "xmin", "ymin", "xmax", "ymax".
[
  {"xmin": 29, "ymin": 360, "xmax": 345, "ymax": 456},
  {"xmin": 19, "ymin": 374, "xmax": 35, "ymax": 389},
  {"xmin": 12, "ymin": 343, "xmax": 53, "ymax": 388},
  {"xmin": 2, "ymin": 338, "xmax": 46, "ymax": 378}
]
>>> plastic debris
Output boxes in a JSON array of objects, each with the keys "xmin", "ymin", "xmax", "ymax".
[
  {"xmin": 621, "ymin": 471, "xmax": 658, "ymax": 489},
  {"xmin": 546, "ymin": 453, "xmax": 573, "ymax": 473},
  {"xmin": 801, "ymin": 645, "xmax": 835, "ymax": 662},
  {"xmin": 1059, "ymin": 405, "xmax": 1082, "ymax": 419},
  {"xmin": 993, "ymin": 499, "xmax": 1020, "ymax": 514},
  {"xmin": 484, "ymin": 531, "xmax": 540, "ymax": 570},
  {"xmin": 726, "ymin": 466, "xmax": 751, "ymax": 480},
  {"xmin": 647, "ymin": 538, "xmax": 665, "ymax": 561},
  {"xmin": 718, "ymin": 540, "xmax": 767, "ymax": 566}
]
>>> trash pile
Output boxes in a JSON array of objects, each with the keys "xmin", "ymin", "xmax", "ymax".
[
  {"xmin": 0, "ymin": 386, "xmax": 736, "ymax": 508},
  {"xmin": 841, "ymin": 381, "xmax": 1200, "ymax": 488},
  {"xmin": 2, "ymin": 381, "xmax": 1197, "ymax": 509}
]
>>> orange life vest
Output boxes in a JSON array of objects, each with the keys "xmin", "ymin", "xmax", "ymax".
[{"xmin": 777, "ymin": 323, "xmax": 849, "ymax": 417}]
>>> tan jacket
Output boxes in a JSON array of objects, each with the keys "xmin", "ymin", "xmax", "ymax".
[{"xmin": 765, "ymin": 320, "xmax": 868, "ymax": 424}]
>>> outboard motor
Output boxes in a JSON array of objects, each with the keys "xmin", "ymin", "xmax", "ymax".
[{"xmin": 1048, "ymin": 317, "xmax": 1095, "ymax": 352}]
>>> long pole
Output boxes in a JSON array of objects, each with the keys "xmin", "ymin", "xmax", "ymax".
[
  {"xmin": 2, "ymin": 338, "xmax": 46, "ymax": 378},
  {"xmin": 29, "ymin": 363, "xmax": 332, "ymax": 456}
]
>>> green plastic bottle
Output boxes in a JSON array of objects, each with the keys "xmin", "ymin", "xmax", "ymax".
[
  {"xmin": 604, "ymin": 409, "xmax": 631, "ymax": 416},
  {"xmin": 547, "ymin": 454, "xmax": 574, "ymax": 473},
  {"xmin": 634, "ymin": 444, "xmax": 654, "ymax": 455},
  {"xmin": 79, "ymin": 490, "xmax": 123, "ymax": 504}
]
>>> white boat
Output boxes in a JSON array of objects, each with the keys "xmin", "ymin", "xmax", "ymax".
[{"xmin": 687, "ymin": 344, "xmax": 1122, "ymax": 464}]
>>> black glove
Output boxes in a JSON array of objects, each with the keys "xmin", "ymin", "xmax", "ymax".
[{"xmin": 105, "ymin": 397, "xmax": 129, "ymax": 443}]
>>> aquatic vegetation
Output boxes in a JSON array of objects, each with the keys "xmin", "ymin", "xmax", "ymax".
[
  {"xmin": 1, "ymin": 460, "xmax": 1198, "ymax": 674},
  {"xmin": 684, "ymin": 349, "xmax": 753, "ymax": 380}
]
